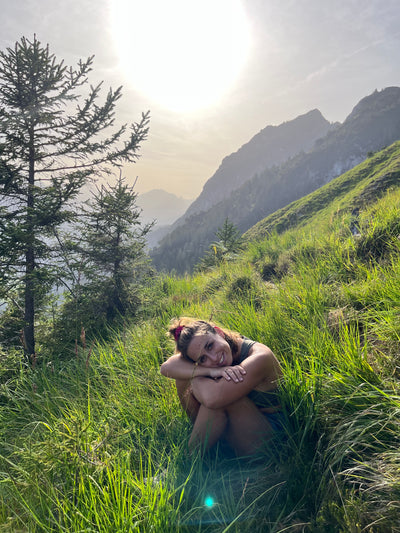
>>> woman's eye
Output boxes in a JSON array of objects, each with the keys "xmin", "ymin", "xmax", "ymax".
[{"xmin": 199, "ymin": 356, "xmax": 206, "ymax": 363}]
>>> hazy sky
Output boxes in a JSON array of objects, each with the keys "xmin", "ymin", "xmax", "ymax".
[{"xmin": 2, "ymin": 0, "xmax": 400, "ymax": 198}]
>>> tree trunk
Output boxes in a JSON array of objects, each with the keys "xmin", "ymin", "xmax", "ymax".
[
  {"xmin": 24, "ymin": 245, "xmax": 35, "ymax": 360},
  {"xmin": 23, "ymin": 129, "xmax": 35, "ymax": 360}
]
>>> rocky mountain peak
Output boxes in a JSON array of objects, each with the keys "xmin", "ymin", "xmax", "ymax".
[
  {"xmin": 183, "ymin": 108, "xmax": 332, "ymax": 217},
  {"xmin": 345, "ymin": 87, "xmax": 400, "ymax": 123}
]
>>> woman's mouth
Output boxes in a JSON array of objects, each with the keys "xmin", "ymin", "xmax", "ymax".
[{"xmin": 218, "ymin": 353, "xmax": 224, "ymax": 366}]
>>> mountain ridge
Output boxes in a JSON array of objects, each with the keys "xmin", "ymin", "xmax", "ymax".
[
  {"xmin": 137, "ymin": 189, "xmax": 192, "ymax": 227},
  {"xmin": 177, "ymin": 108, "xmax": 333, "ymax": 220},
  {"xmin": 151, "ymin": 87, "xmax": 400, "ymax": 273},
  {"xmin": 136, "ymin": 189, "xmax": 193, "ymax": 249}
]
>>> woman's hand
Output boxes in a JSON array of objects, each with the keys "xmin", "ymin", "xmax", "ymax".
[{"xmin": 208, "ymin": 365, "xmax": 246, "ymax": 383}]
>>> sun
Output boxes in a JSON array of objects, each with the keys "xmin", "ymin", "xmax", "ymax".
[{"xmin": 109, "ymin": 0, "xmax": 251, "ymax": 112}]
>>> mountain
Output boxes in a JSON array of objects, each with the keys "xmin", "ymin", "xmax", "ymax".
[
  {"xmin": 136, "ymin": 189, "xmax": 192, "ymax": 249},
  {"xmin": 244, "ymin": 140, "xmax": 400, "ymax": 245},
  {"xmin": 151, "ymin": 87, "xmax": 400, "ymax": 273},
  {"xmin": 186, "ymin": 109, "xmax": 333, "ymax": 216},
  {"xmin": 137, "ymin": 189, "xmax": 192, "ymax": 226}
]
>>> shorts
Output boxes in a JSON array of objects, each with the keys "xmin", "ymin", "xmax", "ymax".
[{"xmin": 264, "ymin": 411, "xmax": 285, "ymax": 435}]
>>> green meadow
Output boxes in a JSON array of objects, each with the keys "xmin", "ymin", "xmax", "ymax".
[{"xmin": 1, "ymin": 143, "xmax": 400, "ymax": 531}]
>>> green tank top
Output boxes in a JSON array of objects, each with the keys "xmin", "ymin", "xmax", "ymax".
[{"xmin": 239, "ymin": 337, "xmax": 280, "ymax": 409}]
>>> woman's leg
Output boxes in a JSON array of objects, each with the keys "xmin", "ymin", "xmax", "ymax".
[
  {"xmin": 175, "ymin": 379, "xmax": 200, "ymax": 423},
  {"xmin": 175, "ymin": 379, "xmax": 227, "ymax": 453},
  {"xmin": 223, "ymin": 397, "xmax": 273, "ymax": 457},
  {"xmin": 175, "ymin": 379, "xmax": 273, "ymax": 456},
  {"xmin": 188, "ymin": 396, "xmax": 273, "ymax": 457},
  {"xmin": 188, "ymin": 404, "xmax": 228, "ymax": 453}
]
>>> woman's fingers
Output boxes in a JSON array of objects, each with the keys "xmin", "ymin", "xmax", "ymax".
[
  {"xmin": 223, "ymin": 366, "xmax": 246, "ymax": 382},
  {"xmin": 209, "ymin": 365, "xmax": 247, "ymax": 381}
]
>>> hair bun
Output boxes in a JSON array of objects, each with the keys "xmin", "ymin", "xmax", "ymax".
[{"xmin": 174, "ymin": 325, "xmax": 184, "ymax": 341}]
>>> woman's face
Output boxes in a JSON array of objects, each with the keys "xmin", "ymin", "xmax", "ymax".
[{"xmin": 187, "ymin": 331, "xmax": 233, "ymax": 367}]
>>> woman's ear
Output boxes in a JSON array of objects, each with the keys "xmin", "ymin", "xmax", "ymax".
[{"xmin": 214, "ymin": 326, "xmax": 224, "ymax": 337}]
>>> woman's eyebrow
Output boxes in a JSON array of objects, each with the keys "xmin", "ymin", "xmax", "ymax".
[{"xmin": 193, "ymin": 343, "xmax": 207, "ymax": 361}]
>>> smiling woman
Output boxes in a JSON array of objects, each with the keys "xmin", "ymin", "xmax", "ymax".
[
  {"xmin": 109, "ymin": 0, "xmax": 251, "ymax": 112},
  {"xmin": 160, "ymin": 317, "xmax": 283, "ymax": 457}
]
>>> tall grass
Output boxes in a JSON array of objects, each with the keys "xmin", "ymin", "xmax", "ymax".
[{"xmin": 1, "ymin": 170, "xmax": 400, "ymax": 530}]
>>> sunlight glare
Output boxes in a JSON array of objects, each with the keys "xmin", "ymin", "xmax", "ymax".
[
  {"xmin": 109, "ymin": 0, "xmax": 251, "ymax": 112},
  {"xmin": 204, "ymin": 495, "xmax": 214, "ymax": 508}
]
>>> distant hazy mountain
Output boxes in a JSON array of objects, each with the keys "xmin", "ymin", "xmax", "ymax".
[
  {"xmin": 137, "ymin": 189, "xmax": 192, "ymax": 226},
  {"xmin": 136, "ymin": 189, "xmax": 192, "ymax": 249},
  {"xmin": 151, "ymin": 87, "xmax": 400, "ymax": 273}
]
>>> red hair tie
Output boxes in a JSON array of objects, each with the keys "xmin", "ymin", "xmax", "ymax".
[
  {"xmin": 174, "ymin": 325, "xmax": 184, "ymax": 341},
  {"xmin": 214, "ymin": 326, "xmax": 224, "ymax": 337}
]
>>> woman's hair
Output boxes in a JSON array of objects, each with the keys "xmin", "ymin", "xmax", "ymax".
[{"xmin": 168, "ymin": 317, "xmax": 241, "ymax": 362}]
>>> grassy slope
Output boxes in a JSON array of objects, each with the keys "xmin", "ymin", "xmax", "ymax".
[
  {"xmin": 1, "ymin": 143, "xmax": 400, "ymax": 531},
  {"xmin": 245, "ymin": 140, "xmax": 400, "ymax": 242}
]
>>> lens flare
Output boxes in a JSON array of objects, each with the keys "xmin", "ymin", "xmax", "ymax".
[{"xmin": 204, "ymin": 495, "xmax": 214, "ymax": 508}]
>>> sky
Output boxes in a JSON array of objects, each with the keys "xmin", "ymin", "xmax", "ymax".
[{"xmin": 1, "ymin": 0, "xmax": 400, "ymax": 199}]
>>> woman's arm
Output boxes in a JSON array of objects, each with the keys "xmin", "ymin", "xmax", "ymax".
[
  {"xmin": 160, "ymin": 354, "xmax": 246, "ymax": 382},
  {"xmin": 191, "ymin": 344, "xmax": 282, "ymax": 409},
  {"xmin": 160, "ymin": 354, "xmax": 210, "ymax": 380}
]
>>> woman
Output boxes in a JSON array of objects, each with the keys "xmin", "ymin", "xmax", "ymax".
[{"xmin": 160, "ymin": 317, "xmax": 283, "ymax": 457}]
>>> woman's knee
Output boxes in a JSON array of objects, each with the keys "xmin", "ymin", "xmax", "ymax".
[{"xmin": 224, "ymin": 395, "xmax": 256, "ymax": 413}]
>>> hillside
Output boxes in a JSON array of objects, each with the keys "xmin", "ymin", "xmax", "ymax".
[
  {"xmin": 151, "ymin": 87, "xmax": 400, "ymax": 273},
  {"xmin": 1, "ymin": 141, "xmax": 400, "ymax": 531},
  {"xmin": 245, "ymin": 139, "xmax": 400, "ymax": 242}
]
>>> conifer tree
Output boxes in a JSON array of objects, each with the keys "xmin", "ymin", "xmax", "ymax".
[
  {"xmin": 195, "ymin": 218, "xmax": 243, "ymax": 271},
  {"xmin": 78, "ymin": 173, "xmax": 152, "ymax": 324},
  {"xmin": 0, "ymin": 36, "xmax": 149, "ymax": 359},
  {"xmin": 214, "ymin": 217, "xmax": 244, "ymax": 254}
]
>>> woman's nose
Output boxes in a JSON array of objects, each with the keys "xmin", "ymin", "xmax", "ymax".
[{"xmin": 208, "ymin": 351, "xmax": 218, "ymax": 362}]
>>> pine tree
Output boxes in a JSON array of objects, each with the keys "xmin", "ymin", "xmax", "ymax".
[
  {"xmin": 195, "ymin": 218, "xmax": 244, "ymax": 271},
  {"xmin": 78, "ymin": 173, "xmax": 152, "ymax": 323},
  {"xmin": 214, "ymin": 217, "xmax": 244, "ymax": 254},
  {"xmin": 0, "ymin": 36, "xmax": 149, "ymax": 359}
]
